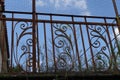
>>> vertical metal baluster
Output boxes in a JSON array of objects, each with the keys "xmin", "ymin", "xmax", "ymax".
[
  {"xmin": 11, "ymin": 13, "xmax": 14, "ymax": 69},
  {"xmin": 50, "ymin": 15, "xmax": 56, "ymax": 72},
  {"xmin": 112, "ymin": 0, "xmax": 120, "ymax": 27},
  {"xmin": 112, "ymin": 0, "xmax": 119, "ymax": 16},
  {"xmin": 72, "ymin": 16, "xmax": 81, "ymax": 71},
  {"xmin": 1, "ymin": 14, "xmax": 4, "ymax": 73},
  {"xmin": 32, "ymin": 0, "xmax": 36, "ymax": 73},
  {"xmin": 4, "ymin": 15, "xmax": 9, "ymax": 72},
  {"xmin": 36, "ymin": 14, "xmax": 40, "ymax": 72},
  {"xmin": 44, "ymin": 22, "xmax": 48, "ymax": 72},
  {"xmin": 85, "ymin": 17, "xmax": 96, "ymax": 71},
  {"xmin": 79, "ymin": 24, "xmax": 89, "ymax": 70},
  {"xmin": 111, "ymin": 24, "xmax": 120, "ymax": 71},
  {"xmin": 104, "ymin": 18, "xmax": 118, "ymax": 71}
]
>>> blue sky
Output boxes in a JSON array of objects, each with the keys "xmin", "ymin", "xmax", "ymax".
[{"xmin": 5, "ymin": 0, "xmax": 120, "ymax": 17}]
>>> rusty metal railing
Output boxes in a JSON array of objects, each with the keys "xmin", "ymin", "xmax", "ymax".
[{"xmin": 0, "ymin": 11, "xmax": 120, "ymax": 74}]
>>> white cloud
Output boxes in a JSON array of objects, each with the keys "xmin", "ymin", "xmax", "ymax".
[
  {"xmin": 115, "ymin": 27, "xmax": 119, "ymax": 35},
  {"xmin": 115, "ymin": 27, "xmax": 120, "ymax": 40},
  {"xmin": 36, "ymin": 0, "xmax": 45, "ymax": 7},
  {"xmin": 74, "ymin": 0, "xmax": 87, "ymax": 10},
  {"xmin": 36, "ymin": 0, "xmax": 91, "ymax": 16}
]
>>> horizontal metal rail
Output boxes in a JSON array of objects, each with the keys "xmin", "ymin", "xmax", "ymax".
[
  {"xmin": 1, "ymin": 11, "xmax": 118, "ymax": 18},
  {"xmin": 0, "ymin": 18, "xmax": 118, "ymax": 26}
]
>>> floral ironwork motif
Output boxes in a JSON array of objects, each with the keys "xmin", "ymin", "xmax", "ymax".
[
  {"xmin": 12, "ymin": 21, "xmax": 33, "ymax": 72},
  {"xmin": 88, "ymin": 25, "xmax": 111, "ymax": 71},
  {"xmin": 6, "ymin": 10, "xmax": 120, "ymax": 73},
  {"xmin": 53, "ymin": 24, "xmax": 75, "ymax": 71}
]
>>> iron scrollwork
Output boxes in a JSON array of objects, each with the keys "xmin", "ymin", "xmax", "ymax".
[
  {"xmin": 88, "ymin": 25, "xmax": 111, "ymax": 71},
  {"xmin": 53, "ymin": 24, "xmax": 75, "ymax": 71},
  {"xmin": 12, "ymin": 21, "xmax": 33, "ymax": 72},
  {"xmin": 95, "ymin": 46, "xmax": 111, "ymax": 71}
]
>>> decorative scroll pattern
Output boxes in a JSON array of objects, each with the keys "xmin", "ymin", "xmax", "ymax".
[
  {"xmin": 88, "ymin": 25, "xmax": 120, "ymax": 72},
  {"xmin": 9, "ymin": 20, "xmax": 120, "ymax": 73},
  {"xmin": 95, "ymin": 47, "xmax": 111, "ymax": 71},
  {"xmin": 12, "ymin": 21, "xmax": 33, "ymax": 72},
  {"xmin": 88, "ymin": 25, "xmax": 108, "ymax": 48},
  {"xmin": 53, "ymin": 24, "xmax": 75, "ymax": 71},
  {"xmin": 88, "ymin": 25, "xmax": 111, "ymax": 71},
  {"xmin": 11, "ymin": 22, "xmax": 120, "ymax": 73}
]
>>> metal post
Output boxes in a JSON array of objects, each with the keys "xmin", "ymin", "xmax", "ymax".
[
  {"xmin": 0, "ymin": 0, "xmax": 4, "ymax": 12},
  {"xmin": 112, "ymin": 0, "xmax": 120, "ymax": 26},
  {"xmin": 112, "ymin": 0, "xmax": 120, "ymax": 72},
  {"xmin": 0, "ymin": 0, "xmax": 8, "ymax": 73},
  {"xmin": 32, "ymin": 0, "xmax": 36, "ymax": 73},
  {"xmin": 112, "ymin": 0, "xmax": 119, "ymax": 17}
]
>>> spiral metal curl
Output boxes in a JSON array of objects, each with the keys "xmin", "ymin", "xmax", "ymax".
[
  {"xmin": 88, "ymin": 25, "xmax": 111, "ymax": 71},
  {"xmin": 95, "ymin": 46, "xmax": 111, "ymax": 71},
  {"xmin": 89, "ymin": 25, "xmax": 108, "ymax": 48},
  {"xmin": 53, "ymin": 24, "xmax": 75, "ymax": 71},
  {"xmin": 13, "ymin": 21, "xmax": 33, "ymax": 72}
]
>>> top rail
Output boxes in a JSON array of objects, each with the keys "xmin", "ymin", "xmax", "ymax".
[{"xmin": 0, "ymin": 11, "xmax": 117, "ymax": 19}]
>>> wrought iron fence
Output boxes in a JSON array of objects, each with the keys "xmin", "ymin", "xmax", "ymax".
[
  {"xmin": 0, "ymin": 11, "xmax": 120, "ymax": 74},
  {"xmin": 0, "ymin": 0, "xmax": 120, "ymax": 74}
]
